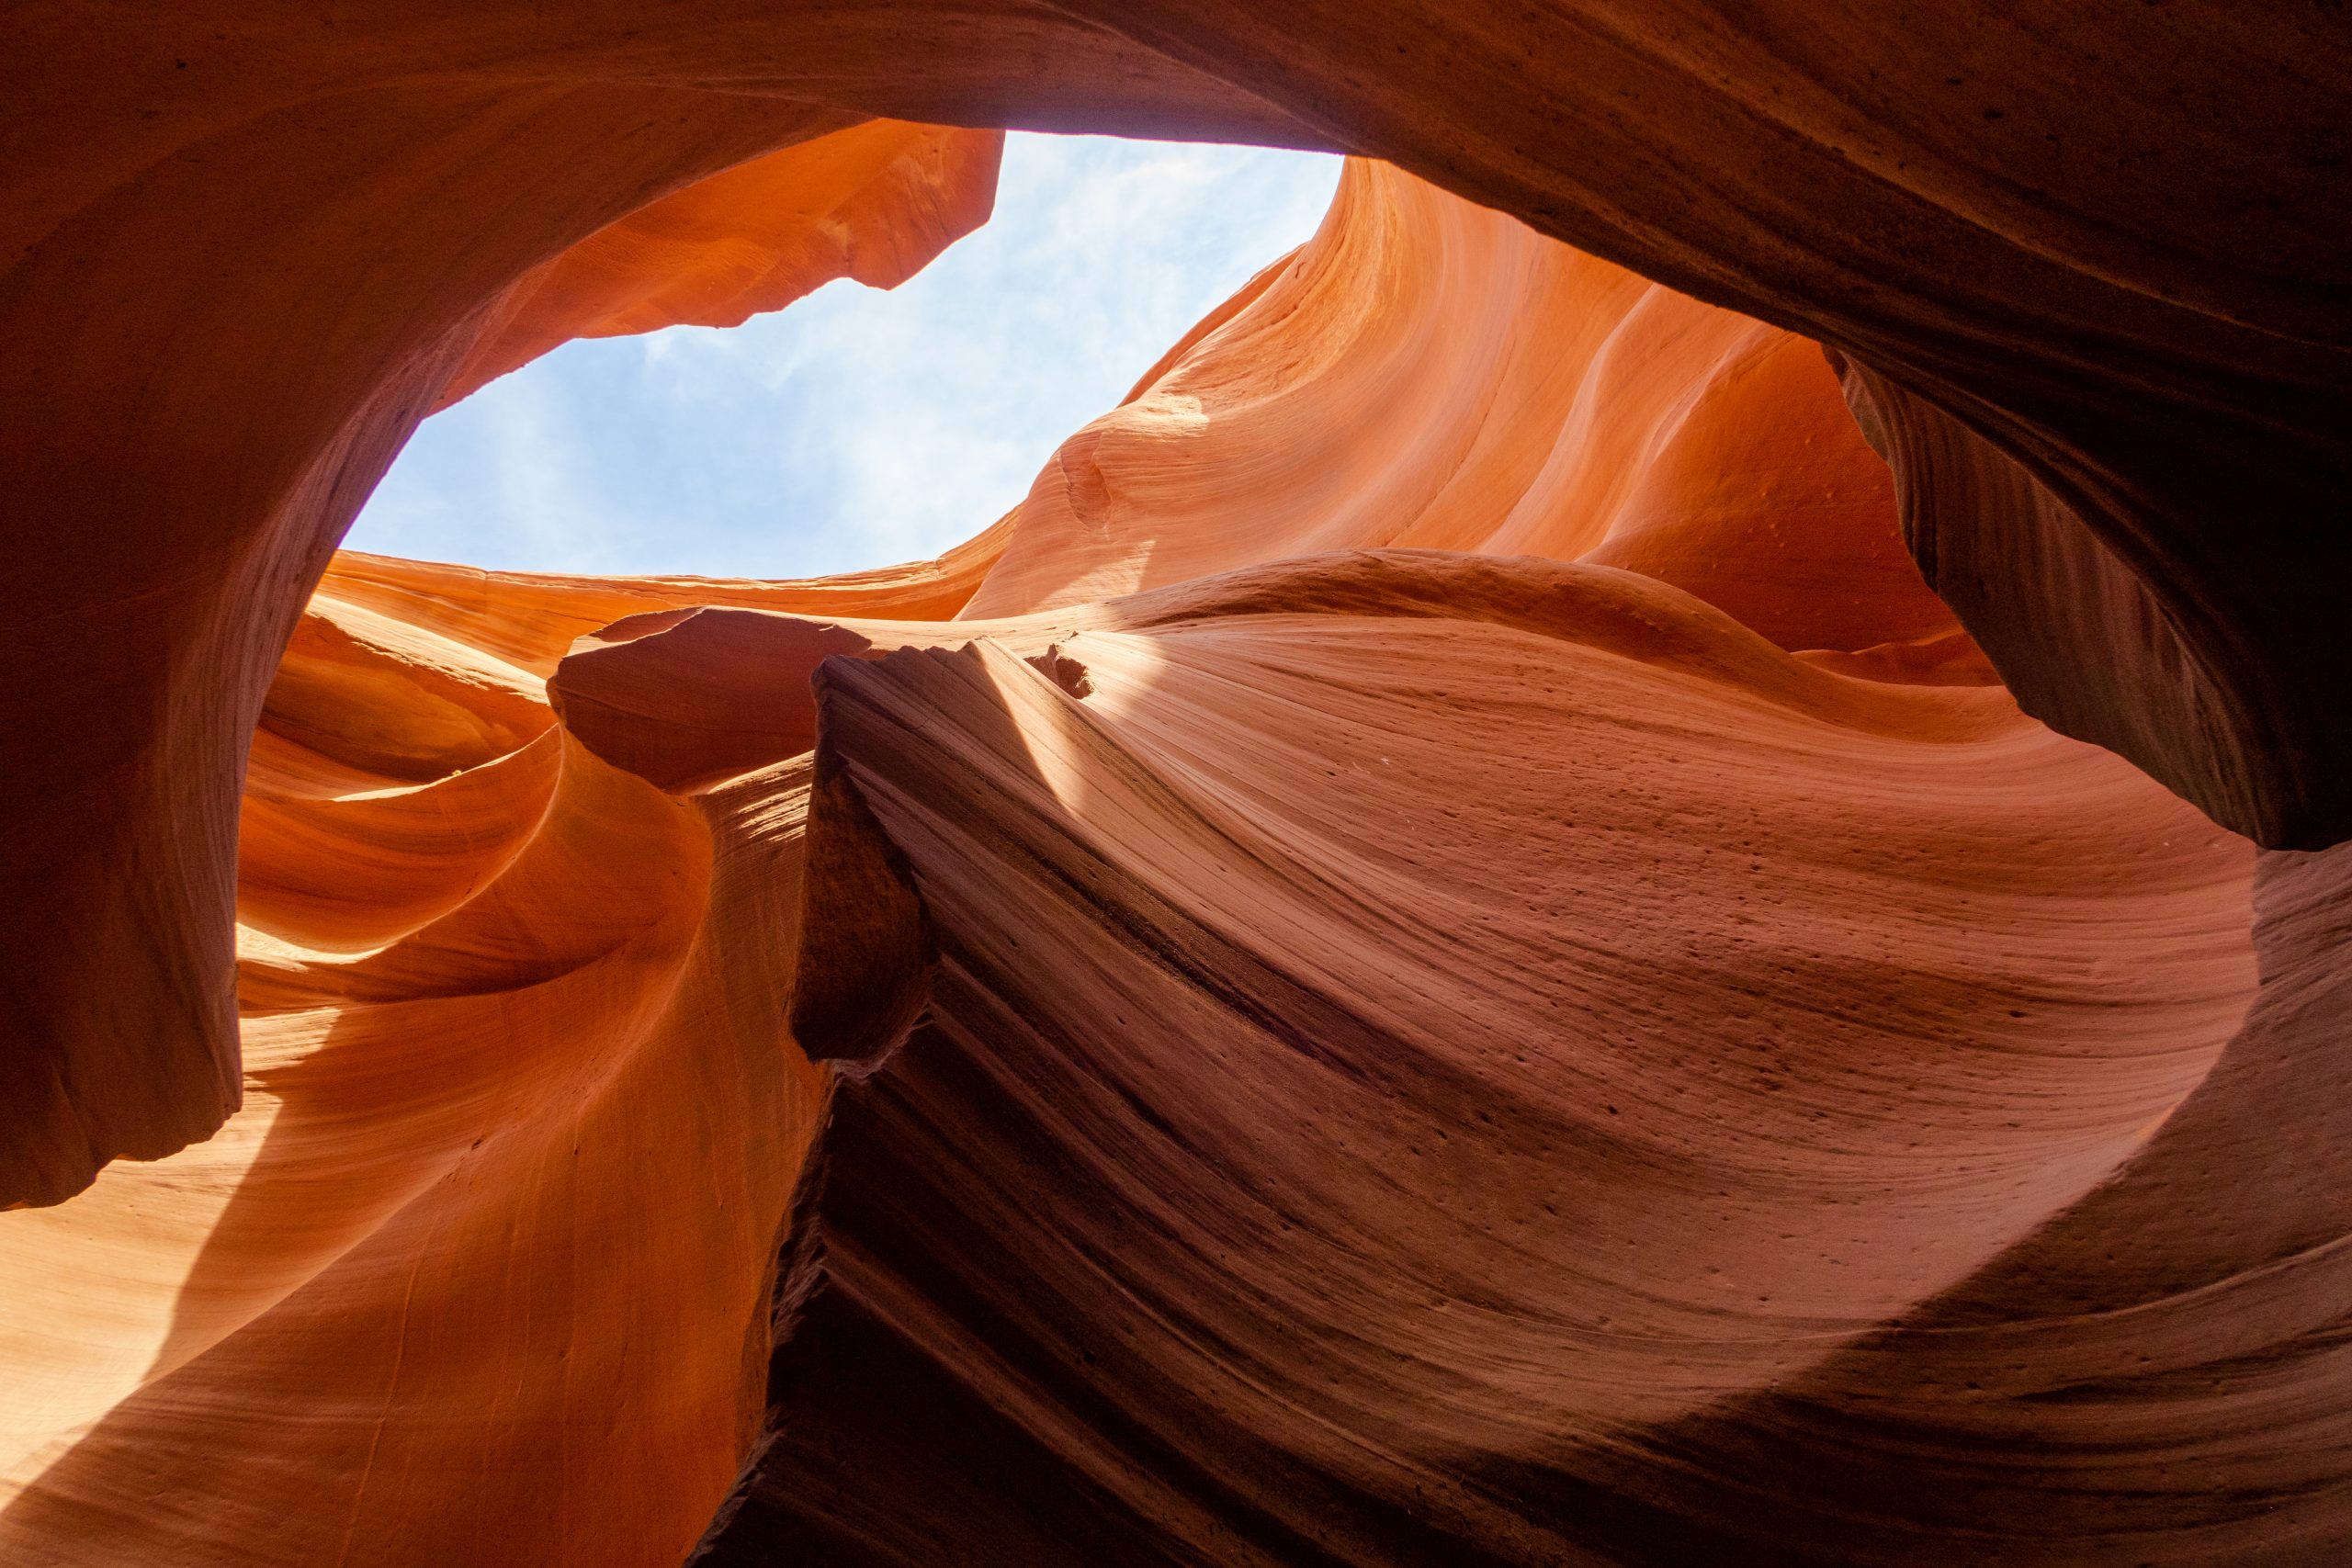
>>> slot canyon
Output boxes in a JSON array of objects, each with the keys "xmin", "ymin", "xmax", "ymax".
[{"xmin": 1, "ymin": 6, "xmax": 2346, "ymax": 1564}]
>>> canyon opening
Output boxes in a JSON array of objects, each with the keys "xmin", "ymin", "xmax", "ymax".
[{"xmin": 347, "ymin": 134, "xmax": 1342, "ymax": 580}]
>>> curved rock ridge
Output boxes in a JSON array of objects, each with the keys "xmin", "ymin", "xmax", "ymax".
[
  {"xmin": 0, "ymin": 117, "xmax": 1009, "ymax": 1207},
  {"xmin": 0, "ymin": 540, "xmax": 2272, "ymax": 1566},
  {"xmin": 8, "ymin": 126, "xmax": 2347, "ymax": 1563},
  {"xmin": 699, "ymin": 567, "xmax": 2265, "ymax": 1566},
  {"xmin": 967, "ymin": 160, "xmax": 1968, "ymax": 669},
  {"xmin": 438, "ymin": 119, "xmax": 1005, "ymax": 408},
  {"xmin": 7, "ymin": 1, "xmax": 2345, "ymax": 1204},
  {"xmin": 0, "ymin": 545, "xmax": 979, "ymax": 1562}
]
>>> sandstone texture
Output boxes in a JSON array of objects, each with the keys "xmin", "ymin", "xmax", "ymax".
[{"xmin": 2, "ymin": 6, "xmax": 2346, "ymax": 1563}]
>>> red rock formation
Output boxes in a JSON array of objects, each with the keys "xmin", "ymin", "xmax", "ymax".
[
  {"xmin": 2, "ymin": 5, "xmax": 2346, "ymax": 1562},
  {"xmin": 968, "ymin": 161, "xmax": 1966, "ymax": 666},
  {"xmin": 0, "ymin": 107, "xmax": 1011, "ymax": 1208},
  {"xmin": 7, "ymin": 2, "xmax": 2342, "ymax": 1206},
  {"xmin": 439, "ymin": 120, "xmax": 1004, "ymax": 408},
  {"xmin": 0, "ymin": 544, "xmax": 1026, "ymax": 1562},
  {"xmin": 698, "ymin": 565, "xmax": 2256, "ymax": 1565}
]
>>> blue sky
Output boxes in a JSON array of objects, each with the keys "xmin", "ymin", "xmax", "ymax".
[{"xmin": 345, "ymin": 135, "xmax": 1341, "ymax": 578}]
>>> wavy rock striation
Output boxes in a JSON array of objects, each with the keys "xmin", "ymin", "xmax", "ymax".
[
  {"xmin": 698, "ymin": 567, "xmax": 2259, "ymax": 1565},
  {"xmin": 968, "ymin": 162, "xmax": 1967, "ymax": 671},
  {"xmin": 7, "ymin": 118, "xmax": 2348, "ymax": 1562},
  {"xmin": 6, "ymin": 2, "xmax": 2344, "ymax": 1202},
  {"xmin": 0, "ymin": 106, "xmax": 1007, "ymax": 1208}
]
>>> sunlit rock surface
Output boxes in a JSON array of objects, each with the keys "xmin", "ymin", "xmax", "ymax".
[
  {"xmin": 439, "ymin": 120, "xmax": 1005, "ymax": 409},
  {"xmin": 3, "ymin": 6, "xmax": 2347, "ymax": 1562}
]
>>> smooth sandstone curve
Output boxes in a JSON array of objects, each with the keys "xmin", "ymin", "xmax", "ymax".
[
  {"xmin": 9, "ymin": 130, "xmax": 2348, "ymax": 1562},
  {"xmin": 6, "ymin": 3, "xmax": 2345, "ymax": 1202},
  {"xmin": 0, "ymin": 110, "xmax": 1004, "ymax": 1205}
]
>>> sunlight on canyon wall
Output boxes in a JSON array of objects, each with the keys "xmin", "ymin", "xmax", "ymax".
[{"xmin": 3, "ymin": 7, "xmax": 2346, "ymax": 1564}]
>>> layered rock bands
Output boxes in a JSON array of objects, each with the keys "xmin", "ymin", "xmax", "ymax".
[{"xmin": 3, "ymin": 9, "xmax": 2347, "ymax": 1565}]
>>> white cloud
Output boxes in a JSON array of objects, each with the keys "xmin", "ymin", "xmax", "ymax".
[{"xmin": 345, "ymin": 134, "xmax": 1342, "ymax": 578}]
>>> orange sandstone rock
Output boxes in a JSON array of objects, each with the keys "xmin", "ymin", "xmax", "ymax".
[
  {"xmin": 438, "ymin": 121, "xmax": 1004, "ymax": 408},
  {"xmin": 2, "ymin": 2, "xmax": 2347, "ymax": 1555},
  {"xmin": 6, "ymin": 1, "xmax": 2344, "ymax": 1208},
  {"xmin": 0, "ymin": 112, "xmax": 1009, "ymax": 1208},
  {"xmin": 966, "ymin": 162, "xmax": 1963, "ymax": 664},
  {"xmin": 8, "ymin": 135, "xmax": 2345, "ymax": 1562},
  {"xmin": 699, "ymin": 565, "xmax": 2262, "ymax": 1564}
]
